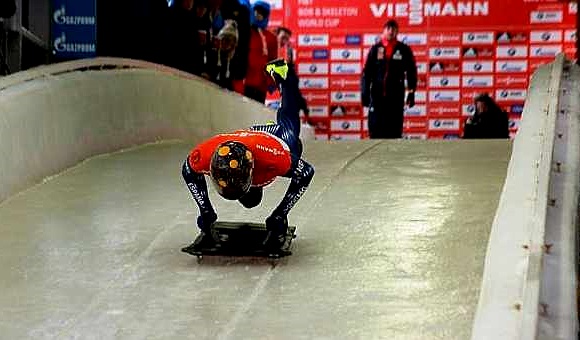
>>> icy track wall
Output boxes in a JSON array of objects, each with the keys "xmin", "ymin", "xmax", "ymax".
[
  {"xmin": 0, "ymin": 58, "xmax": 276, "ymax": 203},
  {"xmin": 471, "ymin": 54, "xmax": 580, "ymax": 339}
]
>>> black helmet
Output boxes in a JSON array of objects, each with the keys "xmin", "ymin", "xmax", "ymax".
[{"xmin": 210, "ymin": 141, "xmax": 254, "ymax": 200}]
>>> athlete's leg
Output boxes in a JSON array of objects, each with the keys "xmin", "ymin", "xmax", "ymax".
[{"xmin": 266, "ymin": 59, "xmax": 302, "ymax": 138}]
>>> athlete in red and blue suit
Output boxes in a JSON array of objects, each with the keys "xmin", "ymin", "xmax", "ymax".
[{"xmin": 181, "ymin": 59, "xmax": 315, "ymax": 250}]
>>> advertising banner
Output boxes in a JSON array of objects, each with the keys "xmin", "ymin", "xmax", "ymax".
[
  {"xmin": 51, "ymin": 0, "xmax": 97, "ymax": 59},
  {"xmin": 262, "ymin": 0, "xmax": 577, "ymax": 138}
]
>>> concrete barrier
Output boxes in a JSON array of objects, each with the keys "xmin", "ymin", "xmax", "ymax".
[
  {"xmin": 0, "ymin": 58, "xmax": 278, "ymax": 204},
  {"xmin": 471, "ymin": 54, "xmax": 579, "ymax": 339}
]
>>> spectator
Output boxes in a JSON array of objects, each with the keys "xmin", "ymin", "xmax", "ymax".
[
  {"xmin": 193, "ymin": 0, "xmax": 211, "ymax": 78},
  {"xmin": 207, "ymin": 0, "xmax": 225, "ymax": 35},
  {"xmin": 361, "ymin": 19, "xmax": 417, "ymax": 139},
  {"xmin": 164, "ymin": 0, "xmax": 198, "ymax": 74},
  {"xmin": 220, "ymin": 0, "xmax": 251, "ymax": 93},
  {"xmin": 200, "ymin": 0, "xmax": 225, "ymax": 79},
  {"xmin": 273, "ymin": 26, "xmax": 311, "ymax": 124},
  {"xmin": 276, "ymin": 26, "xmax": 295, "ymax": 64},
  {"xmin": 207, "ymin": 19, "xmax": 239, "ymax": 90},
  {"xmin": 463, "ymin": 93, "xmax": 509, "ymax": 139},
  {"xmin": 244, "ymin": 1, "xmax": 277, "ymax": 103}
]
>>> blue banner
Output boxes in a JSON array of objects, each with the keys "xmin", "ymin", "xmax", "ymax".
[{"xmin": 51, "ymin": 0, "xmax": 97, "ymax": 59}]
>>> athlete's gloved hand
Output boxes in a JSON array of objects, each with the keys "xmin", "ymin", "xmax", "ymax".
[
  {"xmin": 265, "ymin": 214, "xmax": 288, "ymax": 234},
  {"xmin": 197, "ymin": 210, "xmax": 217, "ymax": 232},
  {"xmin": 264, "ymin": 214, "xmax": 288, "ymax": 248},
  {"xmin": 406, "ymin": 91, "xmax": 415, "ymax": 108}
]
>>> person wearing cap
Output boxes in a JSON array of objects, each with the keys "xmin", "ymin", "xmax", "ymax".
[{"xmin": 361, "ymin": 19, "xmax": 417, "ymax": 139}]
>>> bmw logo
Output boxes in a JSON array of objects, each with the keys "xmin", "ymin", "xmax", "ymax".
[
  {"xmin": 501, "ymin": 90, "xmax": 509, "ymax": 97},
  {"xmin": 335, "ymin": 92, "xmax": 343, "ymax": 99},
  {"xmin": 341, "ymin": 50, "xmax": 350, "ymax": 58},
  {"xmin": 341, "ymin": 121, "xmax": 351, "ymax": 129},
  {"xmin": 467, "ymin": 33, "xmax": 475, "ymax": 41},
  {"xmin": 309, "ymin": 65, "xmax": 318, "ymax": 73},
  {"xmin": 434, "ymin": 48, "xmax": 442, "ymax": 56},
  {"xmin": 541, "ymin": 32, "xmax": 551, "ymax": 41},
  {"xmin": 474, "ymin": 63, "xmax": 483, "ymax": 71},
  {"xmin": 440, "ymin": 78, "xmax": 449, "ymax": 86},
  {"xmin": 508, "ymin": 48, "xmax": 516, "ymax": 56}
]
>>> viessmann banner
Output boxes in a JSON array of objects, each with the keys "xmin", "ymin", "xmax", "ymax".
[
  {"xmin": 264, "ymin": 0, "xmax": 577, "ymax": 140},
  {"xmin": 51, "ymin": 0, "xmax": 97, "ymax": 59}
]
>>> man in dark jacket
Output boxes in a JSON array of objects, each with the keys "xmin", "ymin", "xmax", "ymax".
[
  {"xmin": 220, "ymin": 0, "xmax": 251, "ymax": 91},
  {"xmin": 462, "ymin": 93, "xmax": 510, "ymax": 139},
  {"xmin": 361, "ymin": 19, "xmax": 417, "ymax": 138},
  {"xmin": 163, "ymin": 0, "xmax": 199, "ymax": 74}
]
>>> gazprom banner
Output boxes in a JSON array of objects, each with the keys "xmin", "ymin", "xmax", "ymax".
[{"xmin": 51, "ymin": 0, "xmax": 97, "ymax": 59}]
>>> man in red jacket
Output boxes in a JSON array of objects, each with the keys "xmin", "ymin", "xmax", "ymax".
[{"xmin": 244, "ymin": 1, "xmax": 277, "ymax": 103}]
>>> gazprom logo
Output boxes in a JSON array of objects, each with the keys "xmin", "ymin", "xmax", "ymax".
[
  {"xmin": 345, "ymin": 34, "xmax": 361, "ymax": 45},
  {"xmin": 434, "ymin": 48, "xmax": 442, "ymax": 56},
  {"xmin": 474, "ymin": 63, "xmax": 483, "ymax": 71},
  {"xmin": 440, "ymin": 78, "xmax": 449, "ymax": 86},
  {"xmin": 467, "ymin": 33, "xmax": 475, "ymax": 41},
  {"xmin": 500, "ymin": 90, "xmax": 509, "ymax": 97},
  {"xmin": 434, "ymin": 92, "xmax": 455, "ymax": 101},
  {"xmin": 53, "ymin": 32, "xmax": 96, "ymax": 53},
  {"xmin": 303, "ymin": 36, "xmax": 311, "ymax": 43},
  {"xmin": 341, "ymin": 50, "xmax": 351, "ymax": 58},
  {"xmin": 468, "ymin": 104, "xmax": 476, "ymax": 113},
  {"xmin": 335, "ymin": 92, "xmax": 344, "ymax": 100},
  {"xmin": 501, "ymin": 63, "xmax": 524, "ymax": 72},
  {"xmin": 313, "ymin": 49, "xmax": 329, "ymax": 59},
  {"xmin": 341, "ymin": 121, "xmax": 351, "ymax": 129},
  {"xmin": 309, "ymin": 65, "xmax": 318, "ymax": 73},
  {"xmin": 467, "ymin": 78, "xmax": 485, "ymax": 86},
  {"xmin": 53, "ymin": 5, "xmax": 95, "ymax": 25},
  {"xmin": 508, "ymin": 48, "xmax": 517, "ymax": 56},
  {"xmin": 511, "ymin": 104, "xmax": 524, "ymax": 114}
]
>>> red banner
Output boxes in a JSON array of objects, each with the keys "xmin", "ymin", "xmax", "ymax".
[{"xmin": 262, "ymin": 0, "xmax": 577, "ymax": 140}]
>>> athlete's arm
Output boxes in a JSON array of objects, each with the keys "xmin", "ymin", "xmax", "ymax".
[
  {"xmin": 182, "ymin": 150, "xmax": 218, "ymax": 231},
  {"xmin": 266, "ymin": 158, "xmax": 315, "ymax": 230}
]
